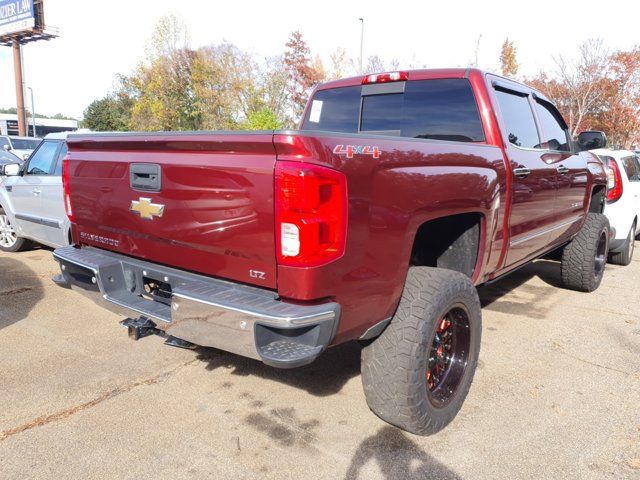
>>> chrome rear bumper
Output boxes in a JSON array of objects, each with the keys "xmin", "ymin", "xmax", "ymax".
[{"xmin": 53, "ymin": 246, "xmax": 339, "ymax": 368}]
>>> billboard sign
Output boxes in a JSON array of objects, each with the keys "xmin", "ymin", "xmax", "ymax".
[{"xmin": 0, "ymin": 0, "xmax": 35, "ymax": 36}]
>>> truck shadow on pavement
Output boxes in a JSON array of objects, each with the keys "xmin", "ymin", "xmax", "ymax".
[
  {"xmin": 344, "ymin": 426, "xmax": 461, "ymax": 480},
  {"xmin": 0, "ymin": 256, "xmax": 44, "ymax": 330},
  {"xmin": 195, "ymin": 340, "xmax": 362, "ymax": 397},
  {"xmin": 477, "ymin": 259, "xmax": 563, "ymax": 320}
]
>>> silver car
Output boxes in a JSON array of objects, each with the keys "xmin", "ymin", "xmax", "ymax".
[{"xmin": 0, "ymin": 132, "xmax": 70, "ymax": 252}]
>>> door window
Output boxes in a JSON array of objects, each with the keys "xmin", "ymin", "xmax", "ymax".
[
  {"xmin": 495, "ymin": 89, "xmax": 541, "ymax": 149},
  {"xmin": 535, "ymin": 100, "xmax": 570, "ymax": 151},
  {"xmin": 53, "ymin": 143, "xmax": 68, "ymax": 176},
  {"xmin": 26, "ymin": 141, "xmax": 59, "ymax": 176}
]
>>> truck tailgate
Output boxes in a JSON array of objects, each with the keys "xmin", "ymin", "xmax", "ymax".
[{"xmin": 66, "ymin": 133, "xmax": 277, "ymax": 289}]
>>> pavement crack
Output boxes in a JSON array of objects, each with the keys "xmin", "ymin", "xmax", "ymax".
[
  {"xmin": 0, "ymin": 359, "xmax": 197, "ymax": 441},
  {"xmin": 0, "ymin": 287, "xmax": 33, "ymax": 296},
  {"xmin": 553, "ymin": 343, "xmax": 637, "ymax": 377}
]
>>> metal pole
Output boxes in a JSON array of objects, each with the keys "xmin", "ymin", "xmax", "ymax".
[
  {"xmin": 28, "ymin": 87, "xmax": 36, "ymax": 137},
  {"xmin": 12, "ymin": 40, "xmax": 27, "ymax": 136},
  {"xmin": 359, "ymin": 18, "xmax": 364, "ymax": 74}
]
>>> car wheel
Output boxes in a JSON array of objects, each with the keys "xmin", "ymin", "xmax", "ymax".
[
  {"xmin": 609, "ymin": 221, "xmax": 636, "ymax": 266},
  {"xmin": 560, "ymin": 213, "xmax": 609, "ymax": 292},
  {"xmin": 361, "ymin": 266, "xmax": 482, "ymax": 435},
  {"xmin": 0, "ymin": 208, "xmax": 31, "ymax": 252}
]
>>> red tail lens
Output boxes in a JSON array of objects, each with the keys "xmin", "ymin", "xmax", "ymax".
[
  {"xmin": 362, "ymin": 71, "xmax": 408, "ymax": 84},
  {"xmin": 275, "ymin": 161, "xmax": 347, "ymax": 267},
  {"xmin": 61, "ymin": 156, "xmax": 74, "ymax": 222},
  {"xmin": 606, "ymin": 158, "xmax": 623, "ymax": 203}
]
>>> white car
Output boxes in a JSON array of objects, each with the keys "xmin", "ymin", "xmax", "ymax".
[
  {"xmin": 592, "ymin": 149, "xmax": 640, "ymax": 265},
  {"xmin": 0, "ymin": 135, "xmax": 41, "ymax": 161},
  {"xmin": 0, "ymin": 132, "xmax": 71, "ymax": 252}
]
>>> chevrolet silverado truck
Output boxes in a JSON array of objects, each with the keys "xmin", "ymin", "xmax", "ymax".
[{"xmin": 53, "ymin": 69, "xmax": 609, "ymax": 435}]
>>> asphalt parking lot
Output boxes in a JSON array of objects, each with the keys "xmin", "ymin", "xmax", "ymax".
[{"xmin": 1, "ymin": 246, "xmax": 639, "ymax": 480}]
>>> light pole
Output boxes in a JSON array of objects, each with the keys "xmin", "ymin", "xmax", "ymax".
[
  {"xmin": 27, "ymin": 87, "xmax": 36, "ymax": 137},
  {"xmin": 359, "ymin": 17, "xmax": 364, "ymax": 74}
]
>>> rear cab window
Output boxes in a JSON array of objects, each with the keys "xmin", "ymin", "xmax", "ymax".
[{"xmin": 302, "ymin": 78, "xmax": 485, "ymax": 143}]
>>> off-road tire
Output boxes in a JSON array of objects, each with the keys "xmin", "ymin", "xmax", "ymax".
[
  {"xmin": 560, "ymin": 213, "xmax": 609, "ymax": 292},
  {"xmin": 0, "ymin": 207, "xmax": 30, "ymax": 253},
  {"xmin": 609, "ymin": 222, "xmax": 636, "ymax": 266},
  {"xmin": 361, "ymin": 266, "xmax": 482, "ymax": 436}
]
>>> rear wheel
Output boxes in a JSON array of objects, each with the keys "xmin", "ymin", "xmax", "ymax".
[
  {"xmin": 560, "ymin": 213, "xmax": 609, "ymax": 292},
  {"xmin": 609, "ymin": 222, "xmax": 635, "ymax": 266},
  {"xmin": 0, "ymin": 208, "xmax": 30, "ymax": 253},
  {"xmin": 361, "ymin": 267, "xmax": 481, "ymax": 435}
]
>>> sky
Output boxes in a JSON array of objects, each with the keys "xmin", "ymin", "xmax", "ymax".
[{"xmin": 1, "ymin": 0, "xmax": 639, "ymax": 119}]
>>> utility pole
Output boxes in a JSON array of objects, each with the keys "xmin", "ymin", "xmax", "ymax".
[
  {"xmin": 12, "ymin": 40, "xmax": 27, "ymax": 137},
  {"xmin": 28, "ymin": 87, "xmax": 36, "ymax": 137},
  {"xmin": 359, "ymin": 17, "xmax": 364, "ymax": 74}
]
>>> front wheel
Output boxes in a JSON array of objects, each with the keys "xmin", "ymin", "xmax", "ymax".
[
  {"xmin": 609, "ymin": 222, "xmax": 635, "ymax": 266},
  {"xmin": 560, "ymin": 213, "xmax": 609, "ymax": 292},
  {"xmin": 361, "ymin": 267, "xmax": 482, "ymax": 435},
  {"xmin": 0, "ymin": 208, "xmax": 30, "ymax": 253}
]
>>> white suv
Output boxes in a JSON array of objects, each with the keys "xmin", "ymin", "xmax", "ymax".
[{"xmin": 592, "ymin": 149, "xmax": 640, "ymax": 265}]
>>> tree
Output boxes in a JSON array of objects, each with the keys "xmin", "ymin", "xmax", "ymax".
[
  {"xmin": 82, "ymin": 96, "xmax": 130, "ymax": 131},
  {"xmin": 529, "ymin": 39, "xmax": 609, "ymax": 136},
  {"xmin": 499, "ymin": 38, "xmax": 519, "ymax": 77},
  {"xmin": 283, "ymin": 31, "xmax": 325, "ymax": 125},
  {"xmin": 329, "ymin": 48, "xmax": 353, "ymax": 80},
  {"xmin": 366, "ymin": 55, "xmax": 386, "ymax": 74},
  {"xmin": 241, "ymin": 107, "xmax": 280, "ymax": 130}
]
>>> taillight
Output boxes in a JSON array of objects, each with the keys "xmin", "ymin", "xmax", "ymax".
[
  {"xmin": 362, "ymin": 71, "xmax": 408, "ymax": 84},
  {"xmin": 61, "ymin": 156, "xmax": 74, "ymax": 222},
  {"xmin": 606, "ymin": 158, "xmax": 623, "ymax": 203},
  {"xmin": 275, "ymin": 161, "xmax": 347, "ymax": 267}
]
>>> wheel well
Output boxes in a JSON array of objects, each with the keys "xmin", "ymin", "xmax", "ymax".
[
  {"xmin": 410, "ymin": 213, "xmax": 481, "ymax": 278},
  {"xmin": 589, "ymin": 185, "xmax": 606, "ymax": 214}
]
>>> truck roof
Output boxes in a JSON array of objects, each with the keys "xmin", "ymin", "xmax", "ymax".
[{"xmin": 314, "ymin": 68, "xmax": 546, "ymax": 100}]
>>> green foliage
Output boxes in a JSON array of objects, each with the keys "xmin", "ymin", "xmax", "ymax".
[
  {"xmin": 82, "ymin": 96, "xmax": 130, "ymax": 131},
  {"xmin": 81, "ymin": 17, "xmax": 329, "ymax": 132},
  {"xmin": 241, "ymin": 107, "xmax": 281, "ymax": 130}
]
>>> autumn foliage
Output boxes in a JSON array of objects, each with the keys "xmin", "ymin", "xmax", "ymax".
[{"xmin": 527, "ymin": 40, "xmax": 640, "ymax": 148}]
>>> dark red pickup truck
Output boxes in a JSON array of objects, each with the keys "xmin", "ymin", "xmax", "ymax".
[{"xmin": 54, "ymin": 68, "xmax": 609, "ymax": 435}]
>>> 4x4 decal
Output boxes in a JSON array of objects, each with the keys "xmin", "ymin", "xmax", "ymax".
[{"xmin": 333, "ymin": 144, "xmax": 381, "ymax": 159}]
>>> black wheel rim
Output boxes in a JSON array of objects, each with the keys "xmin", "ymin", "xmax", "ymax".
[
  {"xmin": 594, "ymin": 231, "xmax": 607, "ymax": 277},
  {"xmin": 426, "ymin": 305, "xmax": 471, "ymax": 408}
]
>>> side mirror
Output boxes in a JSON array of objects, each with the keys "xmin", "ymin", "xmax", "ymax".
[
  {"xmin": 22, "ymin": 153, "xmax": 30, "ymax": 161},
  {"xmin": 1, "ymin": 163, "xmax": 21, "ymax": 176},
  {"xmin": 577, "ymin": 131, "xmax": 607, "ymax": 151},
  {"xmin": 1, "ymin": 145, "xmax": 9, "ymax": 151}
]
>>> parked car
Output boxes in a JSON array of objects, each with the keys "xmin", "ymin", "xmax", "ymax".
[
  {"xmin": 53, "ymin": 69, "xmax": 609, "ymax": 436},
  {"xmin": 0, "ymin": 135, "xmax": 41, "ymax": 161},
  {"xmin": 0, "ymin": 148, "xmax": 23, "ymax": 167},
  {"xmin": 592, "ymin": 148, "xmax": 640, "ymax": 265},
  {"xmin": 0, "ymin": 132, "xmax": 70, "ymax": 252}
]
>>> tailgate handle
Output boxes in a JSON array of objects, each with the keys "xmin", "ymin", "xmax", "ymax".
[{"xmin": 130, "ymin": 163, "xmax": 161, "ymax": 192}]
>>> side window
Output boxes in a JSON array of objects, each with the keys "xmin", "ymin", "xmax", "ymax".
[
  {"xmin": 26, "ymin": 141, "xmax": 59, "ymax": 176},
  {"xmin": 53, "ymin": 143, "xmax": 68, "ymax": 176},
  {"xmin": 302, "ymin": 86, "xmax": 361, "ymax": 133},
  {"xmin": 621, "ymin": 156, "xmax": 639, "ymax": 182},
  {"xmin": 495, "ymin": 89, "xmax": 541, "ymax": 149},
  {"xmin": 535, "ymin": 100, "xmax": 570, "ymax": 151}
]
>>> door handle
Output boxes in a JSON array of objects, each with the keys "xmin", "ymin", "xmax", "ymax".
[
  {"xmin": 32, "ymin": 188, "xmax": 41, "ymax": 195},
  {"xmin": 556, "ymin": 165, "xmax": 570, "ymax": 174},
  {"xmin": 513, "ymin": 167, "xmax": 531, "ymax": 179}
]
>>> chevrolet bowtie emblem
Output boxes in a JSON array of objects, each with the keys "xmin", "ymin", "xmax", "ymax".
[{"xmin": 130, "ymin": 197, "xmax": 165, "ymax": 220}]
